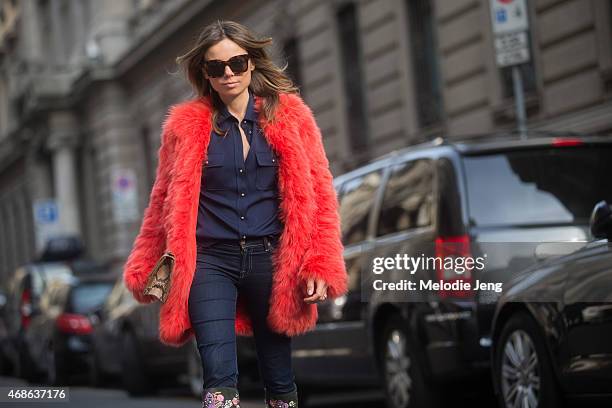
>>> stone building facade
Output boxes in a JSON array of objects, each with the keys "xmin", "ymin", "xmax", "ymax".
[{"xmin": 0, "ymin": 0, "xmax": 610, "ymax": 282}]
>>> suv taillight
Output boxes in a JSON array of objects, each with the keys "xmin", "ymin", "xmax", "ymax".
[
  {"xmin": 56, "ymin": 313, "xmax": 93, "ymax": 335},
  {"xmin": 20, "ymin": 289, "xmax": 32, "ymax": 329},
  {"xmin": 551, "ymin": 137, "xmax": 583, "ymax": 147},
  {"xmin": 435, "ymin": 235, "xmax": 474, "ymax": 299}
]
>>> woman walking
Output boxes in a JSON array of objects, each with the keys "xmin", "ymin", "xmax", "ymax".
[{"xmin": 122, "ymin": 20, "xmax": 348, "ymax": 407}]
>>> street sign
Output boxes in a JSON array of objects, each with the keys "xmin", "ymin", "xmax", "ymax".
[
  {"xmin": 494, "ymin": 31, "xmax": 530, "ymax": 67},
  {"xmin": 490, "ymin": 0, "xmax": 531, "ymax": 67},
  {"xmin": 490, "ymin": 0, "xmax": 529, "ymax": 34},
  {"xmin": 489, "ymin": 0, "xmax": 530, "ymax": 139},
  {"xmin": 111, "ymin": 167, "xmax": 139, "ymax": 223},
  {"xmin": 33, "ymin": 198, "xmax": 63, "ymax": 254},
  {"xmin": 34, "ymin": 199, "xmax": 58, "ymax": 224}
]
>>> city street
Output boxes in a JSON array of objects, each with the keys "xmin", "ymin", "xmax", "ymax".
[
  {"xmin": 0, "ymin": 375, "xmax": 386, "ymax": 407},
  {"xmin": 2, "ymin": 1, "xmax": 612, "ymax": 407},
  {"xmin": 0, "ymin": 375, "xmax": 498, "ymax": 407}
]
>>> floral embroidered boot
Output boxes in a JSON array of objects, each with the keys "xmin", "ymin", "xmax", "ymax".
[
  {"xmin": 202, "ymin": 386, "xmax": 241, "ymax": 408},
  {"xmin": 265, "ymin": 387, "xmax": 299, "ymax": 408}
]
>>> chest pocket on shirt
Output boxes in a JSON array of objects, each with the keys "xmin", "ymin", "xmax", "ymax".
[
  {"xmin": 203, "ymin": 153, "xmax": 225, "ymax": 191},
  {"xmin": 255, "ymin": 151, "xmax": 279, "ymax": 190}
]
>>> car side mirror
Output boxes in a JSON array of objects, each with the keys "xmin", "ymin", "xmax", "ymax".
[{"xmin": 590, "ymin": 200, "xmax": 612, "ymax": 240}]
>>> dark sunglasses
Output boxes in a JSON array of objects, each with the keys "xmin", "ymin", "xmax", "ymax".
[{"xmin": 203, "ymin": 54, "xmax": 250, "ymax": 78}]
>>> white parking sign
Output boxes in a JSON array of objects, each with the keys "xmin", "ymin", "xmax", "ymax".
[
  {"xmin": 111, "ymin": 167, "xmax": 139, "ymax": 223},
  {"xmin": 490, "ymin": 0, "xmax": 530, "ymax": 67},
  {"xmin": 494, "ymin": 31, "xmax": 530, "ymax": 66}
]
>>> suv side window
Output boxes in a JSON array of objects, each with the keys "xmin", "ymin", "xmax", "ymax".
[
  {"xmin": 377, "ymin": 159, "xmax": 434, "ymax": 237},
  {"xmin": 339, "ymin": 169, "xmax": 383, "ymax": 246}
]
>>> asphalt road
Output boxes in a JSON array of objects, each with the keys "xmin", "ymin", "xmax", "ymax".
[
  {"xmin": 0, "ymin": 375, "xmax": 388, "ymax": 408},
  {"xmin": 0, "ymin": 374, "xmax": 501, "ymax": 407}
]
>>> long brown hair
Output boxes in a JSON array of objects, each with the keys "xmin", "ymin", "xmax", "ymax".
[{"xmin": 175, "ymin": 20, "xmax": 300, "ymax": 135}]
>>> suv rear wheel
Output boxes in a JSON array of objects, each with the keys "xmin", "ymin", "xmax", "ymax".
[{"xmin": 379, "ymin": 314, "xmax": 439, "ymax": 408}]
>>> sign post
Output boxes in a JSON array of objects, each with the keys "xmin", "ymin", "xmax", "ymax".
[
  {"xmin": 33, "ymin": 199, "xmax": 61, "ymax": 254},
  {"xmin": 490, "ymin": 0, "xmax": 530, "ymax": 139},
  {"xmin": 111, "ymin": 167, "xmax": 139, "ymax": 224}
]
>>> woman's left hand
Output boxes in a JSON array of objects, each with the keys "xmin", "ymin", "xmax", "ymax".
[{"xmin": 303, "ymin": 278, "xmax": 328, "ymax": 303}]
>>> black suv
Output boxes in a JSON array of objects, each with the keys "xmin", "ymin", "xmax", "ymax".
[{"xmin": 291, "ymin": 133, "xmax": 612, "ymax": 407}]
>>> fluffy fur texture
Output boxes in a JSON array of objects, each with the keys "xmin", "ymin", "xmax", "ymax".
[{"xmin": 123, "ymin": 92, "xmax": 348, "ymax": 347}]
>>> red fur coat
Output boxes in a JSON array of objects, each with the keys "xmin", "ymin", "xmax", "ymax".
[{"xmin": 122, "ymin": 91, "xmax": 348, "ymax": 347}]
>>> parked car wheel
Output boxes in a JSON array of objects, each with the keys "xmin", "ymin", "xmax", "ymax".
[
  {"xmin": 121, "ymin": 330, "xmax": 154, "ymax": 396},
  {"xmin": 379, "ymin": 314, "xmax": 439, "ymax": 408},
  {"xmin": 494, "ymin": 312, "xmax": 561, "ymax": 408}
]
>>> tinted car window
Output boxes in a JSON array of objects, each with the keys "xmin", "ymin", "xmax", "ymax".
[
  {"xmin": 377, "ymin": 159, "xmax": 434, "ymax": 236},
  {"xmin": 69, "ymin": 283, "xmax": 114, "ymax": 314},
  {"xmin": 339, "ymin": 170, "xmax": 383, "ymax": 245},
  {"xmin": 463, "ymin": 147, "xmax": 612, "ymax": 227}
]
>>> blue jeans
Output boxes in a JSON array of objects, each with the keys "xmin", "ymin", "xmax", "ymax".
[{"xmin": 188, "ymin": 235, "xmax": 297, "ymax": 396}]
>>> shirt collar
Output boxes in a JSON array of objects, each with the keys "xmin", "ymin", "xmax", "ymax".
[{"xmin": 219, "ymin": 88, "xmax": 257, "ymax": 123}]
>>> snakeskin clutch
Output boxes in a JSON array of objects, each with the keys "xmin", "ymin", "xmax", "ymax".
[{"xmin": 143, "ymin": 252, "xmax": 175, "ymax": 303}]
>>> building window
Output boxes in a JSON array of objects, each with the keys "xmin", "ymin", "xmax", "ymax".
[
  {"xmin": 60, "ymin": 0, "xmax": 74, "ymax": 60},
  {"xmin": 336, "ymin": 3, "xmax": 368, "ymax": 152},
  {"xmin": 406, "ymin": 0, "xmax": 443, "ymax": 128},
  {"xmin": 283, "ymin": 37, "xmax": 302, "ymax": 91}
]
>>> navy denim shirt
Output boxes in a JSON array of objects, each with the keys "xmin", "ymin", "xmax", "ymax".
[{"xmin": 195, "ymin": 89, "xmax": 284, "ymax": 241}]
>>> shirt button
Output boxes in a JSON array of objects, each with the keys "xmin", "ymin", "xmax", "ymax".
[
  {"xmin": 241, "ymin": 192, "xmax": 245, "ymax": 197},
  {"xmin": 239, "ymin": 168, "xmax": 244, "ymax": 173},
  {"xmin": 272, "ymin": 158, "xmax": 275, "ymax": 162},
  {"xmin": 242, "ymin": 235, "xmax": 246, "ymax": 239},
  {"xmin": 240, "ymin": 216, "xmax": 245, "ymax": 220}
]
